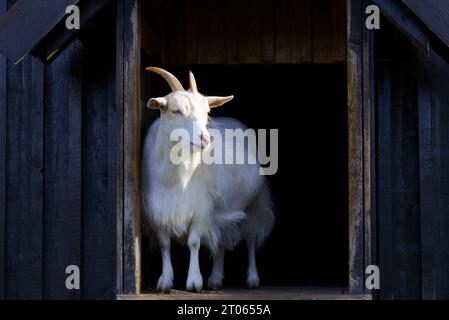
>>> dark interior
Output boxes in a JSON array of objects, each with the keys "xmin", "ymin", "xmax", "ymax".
[{"xmin": 140, "ymin": 64, "xmax": 349, "ymax": 289}]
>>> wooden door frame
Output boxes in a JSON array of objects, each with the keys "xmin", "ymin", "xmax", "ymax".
[
  {"xmin": 116, "ymin": 0, "xmax": 142, "ymax": 295},
  {"xmin": 116, "ymin": 0, "xmax": 377, "ymax": 296},
  {"xmin": 347, "ymin": 0, "xmax": 377, "ymax": 295}
]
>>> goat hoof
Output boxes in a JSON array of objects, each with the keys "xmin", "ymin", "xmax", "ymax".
[
  {"xmin": 247, "ymin": 274, "xmax": 260, "ymax": 289},
  {"xmin": 157, "ymin": 274, "xmax": 173, "ymax": 293},
  {"xmin": 186, "ymin": 273, "xmax": 203, "ymax": 293},
  {"xmin": 207, "ymin": 275, "xmax": 223, "ymax": 290}
]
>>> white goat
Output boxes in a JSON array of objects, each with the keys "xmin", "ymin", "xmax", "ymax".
[{"xmin": 142, "ymin": 67, "xmax": 274, "ymax": 292}]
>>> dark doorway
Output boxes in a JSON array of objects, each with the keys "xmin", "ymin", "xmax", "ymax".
[{"xmin": 141, "ymin": 64, "xmax": 348, "ymax": 289}]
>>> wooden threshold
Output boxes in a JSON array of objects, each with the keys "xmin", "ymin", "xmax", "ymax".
[{"xmin": 117, "ymin": 286, "xmax": 372, "ymax": 300}]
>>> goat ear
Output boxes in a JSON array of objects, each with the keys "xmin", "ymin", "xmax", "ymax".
[
  {"xmin": 207, "ymin": 96, "xmax": 234, "ymax": 108},
  {"xmin": 147, "ymin": 97, "xmax": 167, "ymax": 110}
]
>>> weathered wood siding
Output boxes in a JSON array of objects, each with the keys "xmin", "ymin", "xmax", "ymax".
[
  {"xmin": 416, "ymin": 50, "xmax": 449, "ymax": 300},
  {"xmin": 0, "ymin": 0, "xmax": 118, "ymax": 299},
  {"xmin": 141, "ymin": 0, "xmax": 347, "ymax": 65},
  {"xmin": 376, "ymin": 21, "xmax": 449, "ymax": 300},
  {"xmin": 120, "ymin": 0, "xmax": 142, "ymax": 295},
  {"xmin": 346, "ymin": 0, "xmax": 365, "ymax": 294},
  {"xmin": 0, "ymin": 0, "xmax": 6, "ymax": 300}
]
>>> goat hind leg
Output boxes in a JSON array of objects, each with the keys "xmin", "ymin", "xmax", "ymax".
[
  {"xmin": 247, "ymin": 240, "xmax": 260, "ymax": 289},
  {"xmin": 207, "ymin": 245, "xmax": 225, "ymax": 290}
]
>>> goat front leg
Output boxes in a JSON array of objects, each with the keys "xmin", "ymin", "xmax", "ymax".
[
  {"xmin": 247, "ymin": 240, "xmax": 260, "ymax": 289},
  {"xmin": 207, "ymin": 245, "xmax": 225, "ymax": 290},
  {"xmin": 186, "ymin": 228, "xmax": 203, "ymax": 292},
  {"xmin": 156, "ymin": 232, "xmax": 173, "ymax": 292}
]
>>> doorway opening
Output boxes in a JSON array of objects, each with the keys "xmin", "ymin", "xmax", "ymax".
[{"xmin": 140, "ymin": 64, "xmax": 349, "ymax": 290}]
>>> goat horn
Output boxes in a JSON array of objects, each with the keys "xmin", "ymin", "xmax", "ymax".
[
  {"xmin": 189, "ymin": 71, "xmax": 198, "ymax": 92},
  {"xmin": 146, "ymin": 67, "xmax": 184, "ymax": 92}
]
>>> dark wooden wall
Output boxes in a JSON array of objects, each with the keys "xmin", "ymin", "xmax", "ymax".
[
  {"xmin": 141, "ymin": 0, "xmax": 346, "ymax": 65},
  {"xmin": 376, "ymin": 21, "xmax": 449, "ymax": 300},
  {"xmin": 0, "ymin": 0, "xmax": 118, "ymax": 299}
]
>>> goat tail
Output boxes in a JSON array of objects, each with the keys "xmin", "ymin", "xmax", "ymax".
[{"xmin": 209, "ymin": 211, "xmax": 246, "ymax": 253}]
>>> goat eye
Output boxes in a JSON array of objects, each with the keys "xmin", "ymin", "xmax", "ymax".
[{"xmin": 171, "ymin": 110, "xmax": 182, "ymax": 115}]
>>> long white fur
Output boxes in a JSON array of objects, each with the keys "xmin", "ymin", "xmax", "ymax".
[{"xmin": 141, "ymin": 73, "xmax": 274, "ymax": 293}]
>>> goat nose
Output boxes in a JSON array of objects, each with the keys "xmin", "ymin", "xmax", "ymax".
[{"xmin": 200, "ymin": 133, "xmax": 210, "ymax": 146}]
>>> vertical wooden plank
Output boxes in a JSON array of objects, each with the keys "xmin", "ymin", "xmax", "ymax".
[
  {"xmin": 225, "ymin": 0, "xmax": 239, "ymax": 64},
  {"xmin": 123, "ymin": 0, "xmax": 142, "ymax": 295},
  {"xmin": 106, "ymin": 3, "xmax": 121, "ymax": 298},
  {"xmin": 438, "ymin": 83, "xmax": 449, "ymax": 300},
  {"xmin": 5, "ymin": 56, "xmax": 44, "ymax": 299},
  {"xmin": 81, "ymin": 6, "xmax": 117, "ymax": 299},
  {"xmin": 43, "ymin": 41, "xmax": 82, "ymax": 300},
  {"xmin": 115, "ymin": 0, "xmax": 125, "ymax": 296},
  {"xmin": 417, "ymin": 60, "xmax": 436, "ymax": 300},
  {"xmin": 288, "ymin": 0, "xmax": 299, "ymax": 63},
  {"xmin": 362, "ymin": 0, "xmax": 376, "ymax": 298},
  {"xmin": 139, "ymin": 6, "xmax": 152, "ymax": 59},
  {"xmin": 275, "ymin": 0, "xmax": 290, "ymax": 63},
  {"xmin": 297, "ymin": 0, "xmax": 312, "ymax": 63},
  {"xmin": 261, "ymin": 0, "xmax": 275, "ymax": 62},
  {"xmin": 196, "ymin": 0, "xmax": 224, "ymax": 64},
  {"xmin": 28, "ymin": 59, "xmax": 44, "ymax": 299},
  {"xmin": 174, "ymin": 0, "xmax": 186, "ymax": 64},
  {"xmin": 141, "ymin": 0, "xmax": 163, "ymax": 63},
  {"xmin": 185, "ymin": 0, "xmax": 199, "ymax": 64},
  {"xmin": 347, "ymin": 0, "xmax": 365, "ymax": 294},
  {"xmin": 82, "ymin": 51, "xmax": 116, "ymax": 299},
  {"xmin": 429, "ymin": 51, "xmax": 449, "ymax": 299},
  {"xmin": 392, "ymin": 67, "xmax": 421, "ymax": 299},
  {"xmin": 332, "ymin": 0, "xmax": 347, "ymax": 63},
  {"xmin": 159, "ymin": 0, "xmax": 173, "ymax": 65},
  {"xmin": 377, "ymin": 62, "xmax": 394, "ymax": 299},
  {"xmin": 0, "ymin": 0, "xmax": 6, "ymax": 300},
  {"xmin": 429, "ymin": 69, "xmax": 443, "ymax": 300},
  {"xmin": 239, "ymin": 0, "xmax": 261, "ymax": 63},
  {"xmin": 208, "ymin": 0, "xmax": 226, "ymax": 64},
  {"xmin": 160, "ymin": 0, "xmax": 186, "ymax": 65},
  {"xmin": 377, "ymin": 20, "xmax": 432, "ymax": 300},
  {"xmin": 313, "ymin": 0, "xmax": 334, "ymax": 63},
  {"xmin": 196, "ymin": 0, "xmax": 209, "ymax": 64},
  {"xmin": 429, "ymin": 70, "xmax": 444, "ymax": 300},
  {"xmin": 390, "ymin": 63, "xmax": 421, "ymax": 300}
]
